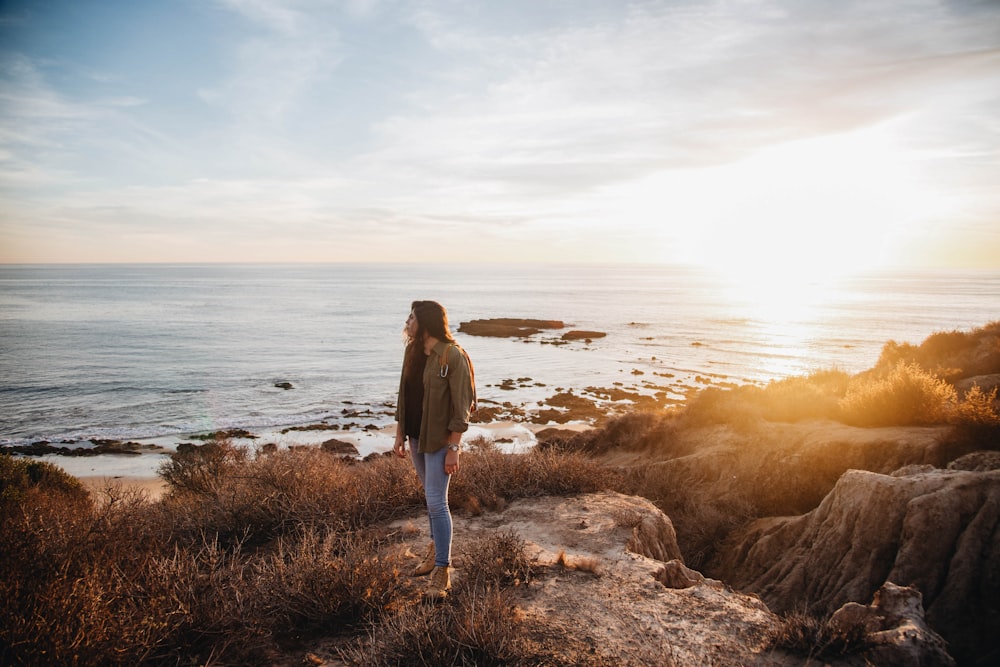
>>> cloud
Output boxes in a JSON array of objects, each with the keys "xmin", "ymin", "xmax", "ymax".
[
  {"xmin": 1, "ymin": 0, "xmax": 998, "ymax": 264},
  {"xmin": 337, "ymin": 1, "xmax": 1000, "ymax": 234}
]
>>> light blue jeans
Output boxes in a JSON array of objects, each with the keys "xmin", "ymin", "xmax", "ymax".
[{"xmin": 408, "ymin": 437, "xmax": 453, "ymax": 567}]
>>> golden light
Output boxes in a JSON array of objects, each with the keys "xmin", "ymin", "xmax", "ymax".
[{"xmin": 668, "ymin": 124, "xmax": 932, "ymax": 284}]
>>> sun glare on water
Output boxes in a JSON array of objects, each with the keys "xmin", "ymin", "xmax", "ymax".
[
  {"xmin": 615, "ymin": 124, "xmax": 963, "ymax": 333},
  {"xmin": 628, "ymin": 124, "xmax": 943, "ymax": 371}
]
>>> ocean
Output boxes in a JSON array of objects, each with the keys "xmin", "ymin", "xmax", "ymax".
[{"xmin": 1, "ymin": 263, "xmax": 998, "ymax": 473}]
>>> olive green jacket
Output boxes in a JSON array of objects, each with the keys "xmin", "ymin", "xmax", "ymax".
[{"xmin": 395, "ymin": 340, "xmax": 474, "ymax": 454}]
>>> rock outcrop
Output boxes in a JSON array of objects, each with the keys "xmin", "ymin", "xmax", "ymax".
[
  {"xmin": 458, "ymin": 318, "xmax": 564, "ymax": 338},
  {"xmin": 714, "ymin": 466, "xmax": 1000, "ymax": 665},
  {"xmin": 319, "ymin": 438, "xmax": 359, "ymax": 456},
  {"xmin": 385, "ymin": 491, "xmax": 955, "ymax": 665},
  {"xmin": 830, "ymin": 582, "xmax": 955, "ymax": 666},
  {"xmin": 561, "ymin": 330, "xmax": 607, "ymax": 341},
  {"xmin": 413, "ymin": 491, "xmax": 781, "ymax": 664}
]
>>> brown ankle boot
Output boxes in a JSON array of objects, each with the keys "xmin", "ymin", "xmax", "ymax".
[
  {"xmin": 413, "ymin": 542, "xmax": 435, "ymax": 577},
  {"xmin": 425, "ymin": 565, "xmax": 451, "ymax": 600}
]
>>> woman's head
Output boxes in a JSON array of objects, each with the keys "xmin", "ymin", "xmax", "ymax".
[{"xmin": 408, "ymin": 300, "xmax": 455, "ymax": 344}]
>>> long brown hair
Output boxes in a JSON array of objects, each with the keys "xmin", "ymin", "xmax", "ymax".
[{"xmin": 403, "ymin": 300, "xmax": 455, "ymax": 380}]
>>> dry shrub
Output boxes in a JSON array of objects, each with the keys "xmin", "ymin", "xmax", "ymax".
[
  {"xmin": 952, "ymin": 385, "xmax": 1000, "ymax": 426},
  {"xmin": 546, "ymin": 411, "xmax": 688, "ymax": 457},
  {"xmin": 0, "ymin": 461, "xmax": 233, "ymax": 666},
  {"xmin": 341, "ymin": 588, "xmax": 528, "ymax": 666},
  {"xmin": 452, "ymin": 447, "xmax": 619, "ymax": 513},
  {"xmin": 464, "ymin": 434, "xmax": 498, "ymax": 452},
  {"xmin": 142, "ymin": 534, "xmax": 269, "ymax": 664},
  {"xmin": 682, "ymin": 386, "xmax": 763, "ymax": 430},
  {"xmin": 679, "ymin": 370, "xmax": 851, "ymax": 428},
  {"xmin": 765, "ymin": 609, "xmax": 869, "ymax": 660},
  {"xmin": 752, "ymin": 370, "xmax": 850, "ymax": 422},
  {"xmin": 2, "ymin": 450, "xmax": 424, "ymax": 665},
  {"xmin": 158, "ymin": 438, "xmax": 247, "ymax": 494},
  {"xmin": 342, "ymin": 587, "xmax": 607, "ymax": 667},
  {"xmin": 874, "ymin": 320, "xmax": 1000, "ymax": 380},
  {"xmin": 341, "ymin": 522, "xmax": 607, "ymax": 666},
  {"xmin": 458, "ymin": 529, "xmax": 535, "ymax": 593},
  {"xmin": 255, "ymin": 527, "xmax": 405, "ymax": 638},
  {"xmin": 839, "ymin": 362, "xmax": 957, "ymax": 427},
  {"xmin": 159, "ymin": 446, "xmax": 424, "ymax": 547},
  {"xmin": 3, "ymin": 444, "xmax": 622, "ymax": 666}
]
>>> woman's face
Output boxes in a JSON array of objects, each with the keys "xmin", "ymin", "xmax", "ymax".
[{"xmin": 405, "ymin": 310, "xmax": 419, "ymax": 338}]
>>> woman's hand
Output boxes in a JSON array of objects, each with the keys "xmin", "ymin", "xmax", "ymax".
[
  {"xmin": 393, "ymin": 435, "xmax": 407, "ymax": 458},
  {"xmin": 444, "ymin": 448, "xmax": 460, "ymax": 475}
]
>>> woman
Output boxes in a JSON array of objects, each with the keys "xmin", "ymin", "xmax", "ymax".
[{"xmin": 393, "ymin": 300, "xmax": 475, "ymax": 600}]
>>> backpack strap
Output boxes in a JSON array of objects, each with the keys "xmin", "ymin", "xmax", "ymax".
[{"xmin": 439, "ymin": 342, "xmax": 477, "ymax": 413}]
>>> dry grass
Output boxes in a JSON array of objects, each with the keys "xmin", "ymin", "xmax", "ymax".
[
  {"xmin": 1, "ymin": 440, "xmax": 619, "ymax": 666},
  {"xmin": 839, "ymin": 362, "xmax": 958, "ymax": 427},
  {"xmin": 458, "ymin": 529, "xmax": 536, "ymax": 592},
  {"xmin": 340, "ymin": 587, "xmax": 530, "ymax": 666},
  {"xmin": 873, "ymin": 320, "xmax": 1000, "ymax": 381},
  {"xmin": 620, "ymin": 460, "xmax": 757, "ymax": 570},
  {"xmin": 764, "ymin": 609, "xmax": 869, "ymax": 660},
  {"xmin": 951, "ymin": 385, "xmax": 1000, "ymax": 426},
  {"xmin": 451, "ymin": 446, "xmax": 620, "ymax": 514}
]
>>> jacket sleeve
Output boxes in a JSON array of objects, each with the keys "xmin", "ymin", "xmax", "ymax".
[
  {"xmin": 394, "ymin": 359, "xmax": 406, "ymax": 424},
  {"xmin": 446, "ymin": 346, "xmax": 473, "ymax": 433}
]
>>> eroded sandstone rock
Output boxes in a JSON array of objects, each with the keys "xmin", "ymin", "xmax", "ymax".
[
  {"xmin": 400, "ymin": 492, "xmax": 782, "ymax": 665},
  {"xmin": 715, "ymin": 467, "xmax": 1000, "ymax": 665},
  {"xmin": 829, "ymin": 582, "xmax": 955, "ymax": 666}
]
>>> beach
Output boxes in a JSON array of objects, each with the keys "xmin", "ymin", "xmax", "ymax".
[{"xmin": 78, "ymin": 475, "xmax": 169, "ymax": 500}]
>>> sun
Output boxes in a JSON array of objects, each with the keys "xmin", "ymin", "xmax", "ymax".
[{"xmin": 664, "ymin": 124, "xmax": 930, "ymax": 287}]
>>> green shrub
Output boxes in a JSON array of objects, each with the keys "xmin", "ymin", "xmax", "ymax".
[{"xmin": 0, "ymin": 456, "xmax": 87, "ymax": 511}]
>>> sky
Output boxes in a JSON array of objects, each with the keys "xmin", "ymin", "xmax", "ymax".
[{"xmin": 1, "ymin": 0, "xmax": 999, "ymax": 276}]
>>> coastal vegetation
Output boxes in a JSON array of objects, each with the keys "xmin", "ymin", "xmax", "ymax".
[{"xmin": 2, "ymin": 321, "xmax": 998, "ymax": 665}]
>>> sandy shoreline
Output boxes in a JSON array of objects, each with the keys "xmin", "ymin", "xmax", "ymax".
[{"xmin": 78, "ymin": 475, "xmax": 169, "ymax": 500}]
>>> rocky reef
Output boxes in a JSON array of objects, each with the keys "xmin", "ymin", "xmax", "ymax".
[{"xmin": 458, "ymin": 317, "xmax": 607, "ymax": 342}]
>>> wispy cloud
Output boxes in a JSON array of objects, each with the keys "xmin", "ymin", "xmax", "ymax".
[{"xmin": 1, "ymin": 0, "xmax": 998, "ymax": 265}]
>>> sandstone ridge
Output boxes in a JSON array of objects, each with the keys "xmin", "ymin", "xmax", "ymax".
[{"xmin": 713, "ymin": 464, "xmax": 1000, "ymax": 666}]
